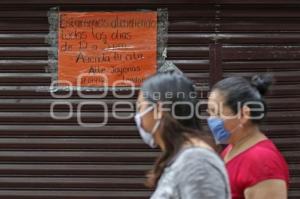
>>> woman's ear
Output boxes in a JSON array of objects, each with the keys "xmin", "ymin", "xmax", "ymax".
[{"xmin": 241, "ymin": 105, "xmax": 251, "ymax": 125}]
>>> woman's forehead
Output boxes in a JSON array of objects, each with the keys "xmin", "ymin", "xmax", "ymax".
[
  {"xmin": 137, "ymin": 91, "xmax": 145, "ymax": 102},
  {"xmin": 209, "ymin": 90, "xmax": 225, "ymax": 103},
  {"xmin": 208, "ymin": 90, "xmax": 232, "ymax": 112},
  {"xmin": 137, "ymin": 92, "xmax": 149, "ymax": 108}
]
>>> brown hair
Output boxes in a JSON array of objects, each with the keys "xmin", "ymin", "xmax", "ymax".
[{"xmin": 141, "ymin": 71, "xmax": 217, "ymax": 188}]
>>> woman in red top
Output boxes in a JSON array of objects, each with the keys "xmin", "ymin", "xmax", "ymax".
[{"xmin": 207, "ymin": 74, "xmax": 289, "ymax": 199}]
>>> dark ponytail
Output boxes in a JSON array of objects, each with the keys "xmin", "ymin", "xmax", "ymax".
[{"xmin": 251, "ymin": 74, "xmax": 273, "ymax": 96}]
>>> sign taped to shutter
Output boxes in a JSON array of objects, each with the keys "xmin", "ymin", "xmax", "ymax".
[{"xmin": 46, "ymin": 8, "xmax": 168, "ymax": 91}]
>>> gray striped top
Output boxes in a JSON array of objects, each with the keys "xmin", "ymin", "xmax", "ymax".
[{"xmin": 150, "ymin": 147, "xmax": 231, "ymax": 199}]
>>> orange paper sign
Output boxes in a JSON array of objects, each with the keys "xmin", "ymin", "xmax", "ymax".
[{"xmin": 58, "ymin": 11, "xmax": 157, "ymax": 87}]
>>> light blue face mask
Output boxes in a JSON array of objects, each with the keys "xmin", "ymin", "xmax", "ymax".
[
  {"xmin": 134, "ymin": 106, "xmax": 161, "ymax": 148},
  {"xmin": 207, "ymin": 117, "xmax": 231, "ymax": 144}
]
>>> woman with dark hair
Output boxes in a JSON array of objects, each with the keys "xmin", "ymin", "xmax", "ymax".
[
  {"xmin": 207, "ymin": 74, "xmax": 289, "ymax": 199},
  {"xmin": 135, "ymin": 71, "xmax": 230, "ymax": 199}
]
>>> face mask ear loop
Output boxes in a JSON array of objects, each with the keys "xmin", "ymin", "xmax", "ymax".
[
  {"xmin": 151, "ymin": 119, "xmax": 161, "ymax": 135},
  {"xmin": 139, "ymin": 105, "xmax": 154, "ymax": 117}
]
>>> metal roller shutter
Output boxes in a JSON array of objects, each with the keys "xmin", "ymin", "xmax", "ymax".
[{"xmin": 0, "ymin": 0, "xmax": 299, "ymax": 198}]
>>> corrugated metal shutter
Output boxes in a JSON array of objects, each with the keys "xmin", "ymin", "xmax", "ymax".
[
  {"xmin": 212, "ymin": 4, "xmax": 300, "ymax": 199},
  {"xmin": 0, "ymin": 1, "xmax": 299, "ymax": 198},
  {"xmin": 0, "ymin": 1, "xmax": 211, "ymax": 199}
]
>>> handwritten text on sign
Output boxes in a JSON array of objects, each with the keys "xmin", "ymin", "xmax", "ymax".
[{"xmin": 58, "ymin": 12, "xmax": 157, "ymax": 87}]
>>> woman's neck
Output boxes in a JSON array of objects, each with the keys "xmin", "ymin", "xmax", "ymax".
[
  {"xmin": 224, "ymin": 124, "xmax": 267, "ymax": 163},
  {"xmin": 230, "ymin": 124, "xmax": 267, "ymax": 148},
  {"xmin": 183, "ymin": 137, "xmax": 214, "ymax": 151}
]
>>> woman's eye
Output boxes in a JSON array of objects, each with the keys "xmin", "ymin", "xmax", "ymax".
[
  {"xmin": 206, "ymin": 109, "xmax": 211, "ymax": 115},
  {"xmin": 207, "ymin": 108, "xmax": 220, "ymax": 117},
  {"xmin": 207, "ymin": 108, "xmax": 214, "ymax": 115}
]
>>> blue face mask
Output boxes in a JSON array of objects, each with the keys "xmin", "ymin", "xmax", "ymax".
[{"xmin": 207, "ymin": 117, "xmax": 231, "ymax": 144}]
